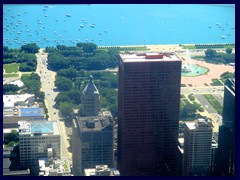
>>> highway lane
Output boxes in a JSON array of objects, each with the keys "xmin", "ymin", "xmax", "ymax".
[
  {"xmin": 36, "ymin": 51, "xmax": 72, "ymax": 165},
  {"xmin": 194, "ymin": 94, "xmax": 217, "ymax": 114}
]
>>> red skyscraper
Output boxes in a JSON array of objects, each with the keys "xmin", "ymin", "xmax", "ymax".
[{"xmin": 117, "ymin": 52, "xmax": 182, "ymax": 176}]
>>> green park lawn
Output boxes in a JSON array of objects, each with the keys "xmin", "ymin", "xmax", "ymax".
[
  {"xmin": 3, "ymin": 63, "xmax": 20, "ymax": 73},
  {"xmin": 203, "ymin": 94, "xmax": 223, "ymax": 115},
  {"xmin": 3, "ymin": 73, "xmax": 19, "ymax": 78}
]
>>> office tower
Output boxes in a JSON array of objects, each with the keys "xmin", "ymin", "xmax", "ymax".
[
  {"xmin": 183, "ymin": 119, "xmax": 213, "ymax": 176},
  {"xmin": 72, "ymin": 116, "xmax": 113, "ymax": 176},
  {"xmin": 18, "ymin": 121, "xmax": 61, "ymax": 175},
  {"xmin": 73, "ymin": 75, "xmax": 113, "ymax": 176},
  {"xmin": 117, "ymin": 52, "xmax": 182, "ymax": 176},
  {"xmin": 79, "ymin": 75, "xmax": 101, "ymax": 116},
  {"xmin": 216, "ymin": 78, "xmax": 235, "ymax": 175}
]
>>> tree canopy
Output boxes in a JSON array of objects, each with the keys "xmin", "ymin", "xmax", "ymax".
[
  {"xmin": 55, "ymin": 76, "xmax": 73, "ymax": 91},
  {"xmin": 225, "ymin": 48, "xmax": 232, "ymax": 54},
  {"xmin": 3, "ymin": 84, "xmax": 20, "ymax": 94},
  {"xmin": 57, "ymin": 67, "xmax": 77, "ymax": 79},
  {"xmin": 204, "ymin": 49, "xmax": 235, "ymax": 64},
  {"xmin": 77, "ymin": 42, "xmax": 97, "ymax": 53},
  {"xmin": 20, "ymin": 43, "xmax": 40, "ymax": 54}
]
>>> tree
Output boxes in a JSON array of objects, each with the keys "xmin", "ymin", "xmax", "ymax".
[
  {"xmin": 21, "ymin": 43, "xmax": 40, "ymax": 53},
  {"xmin": 225, "ymin": 48, "xmax": 232, "ymax": 54},
  {"xmin": 55, "ymin": 77, "xmax": 73, "ymax": 91},
  {"xmin": 3, "ymin": 84, "xmax": 20, "ymax": 94},
  {"xmin": 57, "ymin": 67, "xmax": 77, "ymax": 79},
  {"xmin": 3, "ymin": 46, "xmax": 8, "ymax": 52},
  {"xmin": 77, "ymin": 42, "xmax": 97, "ymax": 53},
  {"xmin": 4, "ymin": 130, "xmax": 19, "ymax": 145},
  {"xmin": 48, "ymin": 53, "xmax": 68, "ymax": 70},
  {"xmin": 220, "ymin": 71, "xmax": 235, "ymax": 83},
  {"xmin": 36, "ymin": 91, "xmax": 45, "ymax": 102},
  {"xmin": 29, "ymin": 72, "xmax": 40, "ymax": 81},
  {"xmin": 181, "ymin": 102, "xmax": 197, "ymax": 118},
  {"xmin": 188, "ymin": 93, "xmax": 195, "ymax": 101},
  {"xmin": 59, "ymin": 102, "xmax": 73, "ymax": 118},
  {"xmin": 205, "ymin": 49, "xmax": 217, "ymax": 60},
  {"xmin": 55, "ymin": 93, "xmax": 72, "ymax": 106}
]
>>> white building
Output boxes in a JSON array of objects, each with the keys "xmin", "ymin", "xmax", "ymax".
[
  {"xmin": 39, "ymin": 158, "xmax": 71, "ymax": 176},
  {"xmin": 3, "ymin": 94, "xmax": 35, "ymax": 109},
  {"xmin": 18, "ymin": 121, "xmax": 61, "ymax": 175},
  {"xmin": 183, "ymin": 119, "xmax": 213, "ymax": 176}
]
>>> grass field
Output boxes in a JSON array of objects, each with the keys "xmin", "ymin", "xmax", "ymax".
[
  {"xmin": 203, "ymin": 94, "xmax": 223, "ymax": 115},
  {"xmin": 3, "ymin": 63, "xmax": 20, "ymax": 73},
  {"xmin": 3, "ymin": 74, "xmax": 19, "ymax": 78},
  {"xmin": 211, "ymin": 79, "xmax": 223, "ymax": 86}
]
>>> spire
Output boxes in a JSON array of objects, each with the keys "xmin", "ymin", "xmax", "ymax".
[
  {"xmin": 83, "ymin": 75, "xmax": 99, "ymax": 94},
  {"xmin": 89, "ymin": 75, "xmax": 93, "ymax": 83}
]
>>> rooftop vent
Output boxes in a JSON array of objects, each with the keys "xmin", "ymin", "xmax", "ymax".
[
  {"xmin": 145, "ymin": 54, "xmax": 163, "ymax": 59},
  {"xmin": 87, "ymin": 120, "xmax": 95, "ymax": 128}
]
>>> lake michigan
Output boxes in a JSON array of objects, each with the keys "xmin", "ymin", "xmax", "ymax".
[{"xmin": 3, "ymin": 4, "xmax": 235, "ymax": 48}]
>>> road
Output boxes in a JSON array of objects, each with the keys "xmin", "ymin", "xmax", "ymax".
[
  {"xmin": 35, "ymin": 50, "xmax": 72, "ymax": 165},
  {"xmin": 194, "ymin": 94, "xmax": 217, "ymax": 114},
  {"xmin": 181, "ymin": 86, "xmax": 224, "ymax": 95}
]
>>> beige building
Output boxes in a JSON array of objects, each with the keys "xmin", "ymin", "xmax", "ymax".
[
  {"xmin": 18, "ymin": 121, "xmax": 61, "ymax": 175},
  {"xmin": 183, "ymin": 119, "xmax": 213, "ymax": 176},
  {"xmin": 79, "ymin": 75, "xmax": 101, "ymax": 116}
]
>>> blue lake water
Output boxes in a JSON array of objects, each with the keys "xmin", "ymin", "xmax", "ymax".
[{"xmin": 3, "ymin": 4, "xmax": 235, "ymax": 48}]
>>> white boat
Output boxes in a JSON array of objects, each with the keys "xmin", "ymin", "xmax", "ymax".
[
  {"xmin": 90, "ymin": 24, "xmax": 95, "ymax": 28},
  {"xmin": 220, "ymin": 35, "xmax": 225, "ymax": 39},
  {"xmin": 66, "ymin": 14, "xmax": 71, "ymax": 17},
  {"xmin": 80, "ymin": 24, "xmax": 84, "ymax": 28}
]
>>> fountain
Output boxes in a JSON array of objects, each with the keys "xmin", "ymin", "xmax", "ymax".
[
  {"xmin": 182, "ymin": 49, "xmax": 192, "ymax": 73},
  {"xmin": 181, "ymin": 49, "xmax": 208, "ymax": 77}
]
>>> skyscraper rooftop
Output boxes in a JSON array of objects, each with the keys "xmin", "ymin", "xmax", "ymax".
[
  {"xmin": 120, "ymin": 52, "xmax": 181, "ymax": 62},
  {"xmin": 18, "ymin": 121, "xmax": 60, "ymax": 135}
]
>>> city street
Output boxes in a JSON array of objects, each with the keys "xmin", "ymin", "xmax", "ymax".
[
  {"xmin": 181, "ymin": 86, "xmax": 224, "ymax": 95},
  {"xmin": 194, "ymin": 94, "xmax": 217, "ymax": 114},
  {"xmin": 35, "ymin": 50, "xmax": 72, "ymax": 165}
]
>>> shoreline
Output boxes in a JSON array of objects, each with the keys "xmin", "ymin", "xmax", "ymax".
[{"xmin": 99, "ymin": 42, "xmax": 235, "ymax": 47}]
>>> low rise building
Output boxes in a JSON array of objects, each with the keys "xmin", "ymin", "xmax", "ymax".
[
  {"xmin": 84, "ymin": 165, "xmax": 120, "ymax": 176},
  {"xmin": 3, "ymin": 94, "xmax": 35, "ymax": 109},
  {"xmin": 39, "ymin": 158, "xmax": 71, "ymax": 176},
  {"xmin": 4, "ymin": 108, "xmax": 45, "ymax": 128}
]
